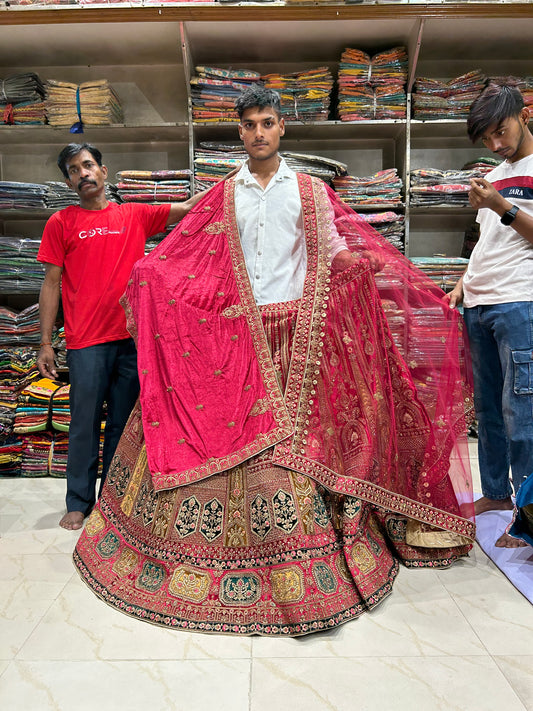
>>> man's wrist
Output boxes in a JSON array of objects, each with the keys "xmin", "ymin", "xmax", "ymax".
[{"xmin": 501, "ymin": 204, "xmax": 520, "ymax": 226}]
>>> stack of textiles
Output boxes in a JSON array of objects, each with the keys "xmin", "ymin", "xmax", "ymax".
[
  {"xmin": 281, "ymin": 151, "xmax": 347, "ymax": 184},
  {"xmin": 461, "ymin": 156, "xmax": 501, "ymax": 175},
  {"xmin": 412, "ymin": 71, "xmax": 486, "ymax": 120},
  {"xmin": 145, "ymin": 229, "xmax": 171, "ymax": 254},
  {"xmin": 410, "ymin": 256, "xmax": 470, "ymax": 292},
  {"xmin": 332, "ymin": 168, "xmax": 403, "ymax": 207},
  {"xmin": 409, "ymin": 167, "xmax": 481, "ymax": 207},
  {"xmin": 45, "ymin": 181, "xmax": 79, "ymax": 210},
  {"xmin": 0, "ymin": 236, "xmax": 45, "ymax": 293},
  {"xmin": 53, "ymin": 327, "xmax": 67, "ymax": 370},
  {"xmin": 20, "ymin": 432, "xmax": 54, "ymax": 477},
  {"xmin": 0, "ymin": 348, "xmax": 38, "ymax": 437},
  {"xmin": 50, "ymin": 384, "xmax": 71, "ymax": 432},
  {"xmin": 45, "ymin": 79, "xmax": 123, "ymax": 129},
  {"xmin": 13, "ymin": 377, "xmax": 60, "ymax": 434},
  {"xmin": 194, "ymin": 142, "xmax": 247, "ymax": 192},
  {"xmin": 0, "ymin": 436, "xmax": 24, "ymax": 477},
  {"xmin": 0, "ymin": 72, "xmax": 46, "ymax": 125},
  {"xmin": 0, "ymin": 304, "xmax": 41, "ymax": 347},
  {"xmin": 359, "ymin": 211, "xmax": 405, "ymax": 252},
  {"xmin": 191, "ymin": 67, "xmax": 262, "ymax": 123},
  {"xmin": 0, "ymin": 181, "xmax": 48, "ymax": 209},
  {"xmin": 114, "ymin": 170, "xmax": 191, "ymax": 204},
  {"xmin": 489, "ymin": 76, "xmax": 533, "ymax": 118},
  {"xmin": 337, "ymin": 47, "xmax": 408, "ymax": 121},
  {"xmin": 261, "ymin": 67, "xmax": 334, "ymax": 121},
  {"xmin": 49, "ymin": 433, "xmax": 69, "ymax": 478}
]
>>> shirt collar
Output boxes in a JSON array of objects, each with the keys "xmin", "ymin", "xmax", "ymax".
[{"xmin": 235, "ymin": 156, "xmax": 296, "ymax": 186}]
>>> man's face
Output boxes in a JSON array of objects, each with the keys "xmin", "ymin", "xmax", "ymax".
[
  {"xmin": 65, "ymin": 149, "xmax": 108, "ymax": 199},
  {"xmin": 238, "ymin": 106, "xmax": 285, "ymax": 161},
  {"xmin": 481, "ymin": 109, "xmax": 530, "ymax": 163}
]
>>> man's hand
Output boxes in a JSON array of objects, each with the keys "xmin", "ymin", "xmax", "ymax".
[
  {"xmin": 443, "ymin": 277, "xmax": 464, "ymax": 309},
  {"xmin": 469, "ymin": 177, "xmax": 505, "ymax": 212},
  {"xmin": 37, "ymin": 344, "xmax": 58, "ymax": 379}
]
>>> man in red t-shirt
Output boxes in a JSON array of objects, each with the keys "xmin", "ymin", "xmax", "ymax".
[{"xmin": 37, "ymin": 143, "xmax": 202, "ymax": 530}]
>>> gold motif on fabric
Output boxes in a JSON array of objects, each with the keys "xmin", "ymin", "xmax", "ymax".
[
  {"xmin": 121, "ymin": 445, "xmax": 148, "ymax": 516},
  {"xmin": 250, "ymin": 494, "xmax": 272, "ymax": 540},
  {"xmin": 85, "ymin": 509, "xmax": 105, "ymax": 537},
  {"xmin": 96, "ymin": 531, "xmax": 120, "ymax": 560},
  {"xmin": 222, "ymin": 304, "xmax": 244, "ymax": 319},
  {"xmin": 200, "ymin": 498, "xmax": 224, "ymax": 542},
  {"xmin": 272, "ymin": 489, "xmax": 298, "ymax": 533},
  {"xmin": 335, "ymin": 554, "xmax": 353, "ymax": 583},
  {"xmin": 219, "ymin": 572, "xmax": 261, "ymax": 606},
  {"xmin": 271, "ymin": 567, "xmax": 304, "ymax": 603},
  {"xmin": 169, "ymin": 565, "xmax": 211, "ymax": 602},
  {"xmin": 175, "ymin": 495, "xmax": 201, "ymax": 537},
  {"xmin": 290, "ymin": 471, "xmax": 315, "ymax": 535},
  {"xmin": 135, "ymin": 561, "xmax": 166, "ymax": 593},
  {"xmin": 205, "ymin": 221, "xmax": 225, "ymax": 234},
  {"xmin": 250, "ymin": 398, "xmax": 270, "ymax": 417},
  {"xmin": 112, "ymin": 548, "xmax": 139, "ymax": 577},
  {"xmin": 225, "ymin": 467, "xmax": 248, "ymax": 547},
  {"xmin": 350, "ymin": 542, "xmax": 377, "ymax": 574},
  {"xmin": 152, "ymin": 489, "xmax": 177, "ymax": 539}
]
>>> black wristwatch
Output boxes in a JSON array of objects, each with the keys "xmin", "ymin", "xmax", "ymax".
[{"xmin": 501, "ymin": 205, "xmax": 519, "ymax": 225}]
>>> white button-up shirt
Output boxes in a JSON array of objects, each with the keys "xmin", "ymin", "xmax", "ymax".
[{"xmin": 234, "ymin": 158, "xmax": 346, "ymax": 305}]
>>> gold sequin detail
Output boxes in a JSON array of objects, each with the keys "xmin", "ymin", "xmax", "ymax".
[
  {"xmin": 159, "ymin": 255, "xmax": 167, "ymax": 260},
  {"xmin": 182, "ymin": 351, "xmax": 190, "ymax": 358},
  {"xmin": 196, "ymin": 404, "xmax": 204, "ymax": 410}
]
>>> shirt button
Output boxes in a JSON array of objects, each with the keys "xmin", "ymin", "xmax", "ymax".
[
  {"xmin": 257, "ymin": 251, "xmax": 262, "ymax": 256},
  {"xmin": 255, "ymin": 275, "xmax": 260, "ymax": 279}
]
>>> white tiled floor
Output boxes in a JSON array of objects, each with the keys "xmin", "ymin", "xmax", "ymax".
[{"xmin": 1, "ymin": 445, "xmax": 532, "ymax": 711}]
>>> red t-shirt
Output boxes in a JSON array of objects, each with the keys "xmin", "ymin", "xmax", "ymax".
[{"xmin": 37, "ymin": 202, "xmax": 171, "ymax": 349}]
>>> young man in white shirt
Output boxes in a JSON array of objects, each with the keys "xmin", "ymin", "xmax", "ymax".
[{"xmin": 448, "ymin": 81, "xmax": 533, "ymax": 548}]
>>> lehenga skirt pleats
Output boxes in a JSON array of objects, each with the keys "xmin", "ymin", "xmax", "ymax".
[{"xmin": 73, "ymin": 301, "xmax": 470, "ymax": 636}]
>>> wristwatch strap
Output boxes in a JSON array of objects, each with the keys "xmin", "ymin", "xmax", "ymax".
[{"xmin": 501, "ymin": 204, "xmax": 519, "ymax": 226}]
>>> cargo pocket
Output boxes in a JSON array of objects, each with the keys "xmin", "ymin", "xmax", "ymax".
[{"xmin": 512, "ymin": 349, "xmax": 533, "ymax": 395}]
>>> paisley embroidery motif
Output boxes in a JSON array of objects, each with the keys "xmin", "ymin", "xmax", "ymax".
[
  {"xmin": 200, "ymin": 498, "xmax": 224, "ymax": 542},
  {"xmin": 175, "ymin": 496, "xmax": 201, "ymax": 538},
  {"xmin": 273, "ymin": 489, "xmax": 298, "ymax": 533}
]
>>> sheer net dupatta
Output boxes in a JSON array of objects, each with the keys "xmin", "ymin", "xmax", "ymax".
[{"xmin": 327, "ymin": 185, "xmax": 475, "ymax": 541}]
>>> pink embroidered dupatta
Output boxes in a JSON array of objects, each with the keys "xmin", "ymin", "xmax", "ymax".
[{"xmin": 122, "ymin": 174, "xmax": 474, "ymax": 540}]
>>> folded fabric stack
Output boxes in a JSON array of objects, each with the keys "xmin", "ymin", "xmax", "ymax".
[
  {"xmin": 412, "ymin": 71, "xmax": 486, "ymax": 120},
  {"xmin": 261, "ymin": 67, "xmax": 334, "ymax": 121},
  {"xmin": 45, "ymin": 181, "xmax": 79, "ymax": 210},
  {"xmin": 145, "ymin": 229, "xmax": 171, "ymax": 254},
  {"xmin": 0, "ymin": 304, "xmax": 41, "ymax": 347},
  {"xmin": 410, "ymin": 167, "xmax": 481, "ymax": 206},
  {"xmin": 0, "ymin": 348, "xmax": 38, "ymax": 437},
  {"xmin": 337, "ymin": 47, "xmax": 408, "ymax": 121},
  {"xmin": 281, "ymin": 151, "xmax": 347, "ymax": 184},
  {"xmin": 0, "ymin": 72, "xmax": 46, "ymax": 125},
  {"xmin": 333, "ymin": 168, "xmax": 403, "ymax": 207},
  {"xmin": 0, "ymin": 236, "xmax": 45, "ymax": 293},
  {"xmin": 49, "ymin": 432, "xmax": 69, "ymax": 478},
  {"xmin": 0, "ymin": 181, "xmax": 48, "ymax": 209},
  {"xmin": 461, "ymin": 156, "xmax": 501, "ymax": 175},
  {"xmin": 191, "ymin": 66, "xmax": 262, "ymax": 123},
  {"xmin": 13, "ymin": 377, "xmax": 61, "ymax": 434},
  {"xmin": 194, "ymin": 142, "xmax": 247, "ymax": 192},
  {"xmin": 359, "ymin": 211, "xmax": 405, "ymax": 252},
  {"xmin": 0, "ymin": 436, "xmax": 24, "ymax": 477},
  {"xmin": 51, "ymin": 384, "xmax": 71, "ymax": 432},
  {"xmin": 410, "ymin": 256, "xmax": 470, "ymax": 292},
  {"xmin": 20, "ymin": 432, "xmax": 54, "ymax": 477},
  {"xmin": 114, "ymin": 169, "xmax": 191, "ymax": 203},
  {"xmin": 45, "ymin": 79, "xmax": 123, "ymax": 129},
  {"xmin": 53, "ymin": 327, "xmax": 67, "ymax": 370}
]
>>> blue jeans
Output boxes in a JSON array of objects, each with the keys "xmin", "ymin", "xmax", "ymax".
[
  {"xmin": 463, "ymin": 302, "xmax": 533, "ymax": 499},
  {"xmin": 65, "ymin": 339, "xmax": 139, "ymax": 514}
]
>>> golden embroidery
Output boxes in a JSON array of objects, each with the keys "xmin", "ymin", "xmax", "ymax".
[
  {"xmin": 152, "ymin": 490, "xmax": 177, "ymax": 539},
  {"xmin": 209, "ymin": 249, "xmax": 217, "ymax": 255},
  {"xmin": 169, "ymin": 566, "xmax": 211, "ymax": 602},
  {"xmin": 250, "ymin": 398, "xmax": 270, "ymax": 417},
  {"xmin": 196, "ymin": 404, "xmax": 204, "ymax": 410},
  {"xmin": 350, "ymin": 542, "xmax": 377, "ymax": 574},
  {"xmin": 230, "ymin": 335, "xmax": 239, "ymax": 341},
  {"xmin": 112, "ymin": 548, "xmax": 139, "ymax": 577},
  {"xmin": 290, "ymin": 471, "xmax": 315, "ymax": 535},
  {"xmin": 139, "ymin": 281, "xmax": 147, "ymax": 286},
  {"xmin": 159, "ymin": 255, "xmax": 167, "ymax": 260},
  {"xmin": 121, "ymin": 445, "xmax": 148, "ymax": 516},
  {"xmin": 271, "ymin": 567, "xmax": 305, "ymax": 603},
  {"xmin": 85, "ymin": 509, "xmax": 105, "ymax": 537},
  {"xmin": 225, "ymin": 466, "xmax": 248, "ymax": 547},
  {"xmin": 187, "ymin": 274, "xmax": 196, "ymax": 280},
  {"xmin": 205, "ymin": 221, "xmax": 225, "ymax": 234},
  {"xmin": 222, "ymin": 305, "xmax": 244, "ymax": 319}
]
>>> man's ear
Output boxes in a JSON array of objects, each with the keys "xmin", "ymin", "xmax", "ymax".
[
  {"xmin": 279, "ymin": 117, "xmax": 285, "ymax": 137},
  {"xmin": 101, "ymin": 164, "xmax": 109, "ymax": 179}
]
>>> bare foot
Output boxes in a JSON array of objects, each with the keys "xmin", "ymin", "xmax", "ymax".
[
  {"xmin": 495, "ymin": 532, "xmax": 529, "ymax": 549},
  {"xmin": 59, "ymin": 511, "xmax": 85, "ymax": 530},
  {"xmin": 474, "ymin": 496, "xmax": 514, "ymax": 516}
]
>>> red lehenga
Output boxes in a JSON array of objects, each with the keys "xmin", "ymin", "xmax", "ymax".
[{"xmin": 73, "ymin": 174, "xmax": 475, "ymax": 636}]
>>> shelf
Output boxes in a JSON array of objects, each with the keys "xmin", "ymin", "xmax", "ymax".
[
  {"xmin": 194, "ymin": 120, "xmax": 407, "ymax": 141},
  {"xmin": 0, "ymin": 123, "xmax": 190, "ymax": 145}
]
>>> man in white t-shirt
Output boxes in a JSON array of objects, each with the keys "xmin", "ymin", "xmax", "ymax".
[{"xmin": 448, "ymin": 81, "xmax": 533, "ymax": 547}]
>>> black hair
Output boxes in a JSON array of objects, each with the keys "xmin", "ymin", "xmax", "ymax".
[
  {"xmin": 57, "ymin": 143, "xmax": 103, "ymax": 179},
  {"xmin": 235, "ymin": 85, "xmax": 282, "ymax": 120},
  {"xmin": 467, "ymin": 80, "xmax": 525, "ymax": 143}
]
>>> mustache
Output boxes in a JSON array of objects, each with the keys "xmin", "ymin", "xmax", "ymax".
[{"xmin": 78, "ymin": 179, "xmax": 97, "ymax": 189}]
